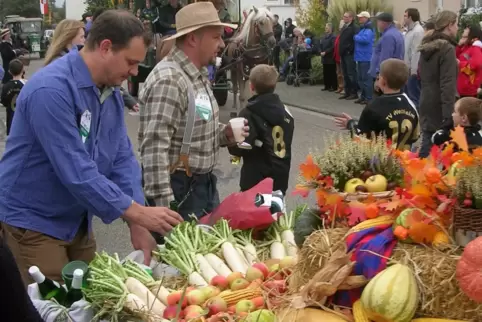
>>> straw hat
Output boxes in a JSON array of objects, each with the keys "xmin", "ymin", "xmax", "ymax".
[
  {"xmin": 1, "ymin": 28, "xmax": 10, "ymax": 39},
  {"xmin": 165, "ymin": 2, "xmax": 237, "ymax": 41}
]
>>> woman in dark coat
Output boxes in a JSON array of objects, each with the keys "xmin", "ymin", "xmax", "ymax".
[
  {"xmin": 320, "ymin": 23, "xmax": 337, "ymax": 91},
  {"xmin": 0, "ymin": 28, "xmax": 22, "ymax": 84},
  {"xmin": 418, "ymin": 11, "xmax": 458, "ymax": 158}
]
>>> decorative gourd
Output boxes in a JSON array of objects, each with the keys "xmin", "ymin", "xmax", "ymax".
[
  {"xmin": 293, "ymin": 208, "xmax": 323, "ymax": 247},
  {"xmin": 361, "ymin": 263, "xmax": 419, "ymax": 322},
  {"xmin": 456, "ymin": 236, "xmax": 482, "ymax": 303},
  {"xmin": 276, "ymin": 308, "xmax": 348, "ymax": 322},
  {"xmin": 392, "ymin": 208, "xmax": 415, "ymax": 243},
  {"xmin": 432, "ymin": 231, "xmax": 450, "ymax": 247}
]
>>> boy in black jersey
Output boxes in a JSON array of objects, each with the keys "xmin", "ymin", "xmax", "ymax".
[
  {"xmin": 228, "ymin": 64, "xmax": 294, "ymax": 194},
  {"xmin": 1, "ymin": 59, "xmax": 25, "ymax": 136},
  {"xmin": 432, "ymin": 97, "xmax": 482, "ymax": 150},
  {"xmin": 335, "ymin": 58, "xmax": 420, "ymax": 151}
]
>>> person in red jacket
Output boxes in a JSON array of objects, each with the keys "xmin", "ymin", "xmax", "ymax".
[
  {"xmin": 457, "ymin": 25, "xmax": 482, "ymax": 98},
  {"xmin": 334, "ymin": 20, "xmax": 344, "ymax": 93}
]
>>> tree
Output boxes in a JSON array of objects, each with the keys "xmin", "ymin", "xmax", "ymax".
[
  {"xmin": 295, "ymin": 0, "xmax": 328, "ymax": 36},
  {"xmin": 2, "ymin": 0, "xmax": 41, "ymax": 18}
]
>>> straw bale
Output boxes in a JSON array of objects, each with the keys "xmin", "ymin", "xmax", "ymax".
[{"xmin": 294, "ymin": 229, "xmax": 482, "ymax": 321}]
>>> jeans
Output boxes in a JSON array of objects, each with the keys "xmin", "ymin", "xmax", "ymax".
[
  {"xmin": 341, "ymin": 54, "xmax": 357, "ymax": 95},
  {"xmin": 356, "ymin": 61, "xmax": 372, "ymax": 100},
  {"xmin": 406, "ymin": 75, "xmax": 421, "ymax": 108},
  {"xmin": 281, "ymin": 56, "xmax": 294, "ymax": 76},
  {"xmin": 419, "ymin": 131, "xmax": 435, "ymax": 158}
]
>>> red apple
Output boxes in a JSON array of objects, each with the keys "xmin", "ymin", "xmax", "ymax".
[
  {"xmin": 186, "ymin": 289, "xmax": 206, "ymax": 306},
  {"xmin": 201, "ymin": 285, "xmax": 221, "ymax": 299},
  {"xmin": 184, "ymin": 304, "xmax": 205, "ymax": 319},
  {"xmin": 252, "ymin": 263, "xmax": 269, "ymax": 279},
  {"xmin": 210, "ymin": 275, "xmax": 229, "ymax": 290},
  {"xmin": 235, "ymin": 299, "xmax": 256, "ymax": 313},
  {"xmin": 167, "ymin": 290, "xmax": 188, "ymax": 308},
  {"xmin": 163, "ymin": 305, "xmax": 179, "ymax": 319},
  {"xmin": 227, "ymin": 272, "xmax": 244, "ymax": 285},
  {"xmin": 267, "ymin": 270, "xmax": 284, "ymax": 280},
  {"xmin": 206, "ymin": 296, "xmax": 228, "ymax": 316},
  {"xmin": 230, "ymin": 278, "xmax": 250, "ymax": 291},
  {"xmin": 251, "ymin": 296, "xmax": 265, "ymax": 308},
  {"xmin": 245, "ymin": 267, "xmax": 265, "ymax": 282}
]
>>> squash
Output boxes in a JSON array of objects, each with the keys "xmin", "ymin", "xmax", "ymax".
[
  {"xmin": 276, "ymin": 308, "xmax": 349, "ymax": 322},
  {"xmin": 361, "ymin": 263, "xmax": 419, "ymax": 322},
  {"xmin": 293, "ymin": 208, "xmax": 323, "ymax": 247},
  {"xmin": 392, "ymin": 208, "xmax": 416, "ymax": 243},
  {"xmin": 456, "ymin": 236, "xmax": 482, "ymax": 303},
  {"xmin": 432, "ymin": 231, "xmax": 450, "ymax": 247}
]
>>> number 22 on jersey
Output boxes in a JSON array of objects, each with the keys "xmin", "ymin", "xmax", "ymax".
[{"xmin": 389, "ymin": 119, "xmax": 420, "ymax": 151}]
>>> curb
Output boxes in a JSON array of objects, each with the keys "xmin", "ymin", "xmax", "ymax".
[{"xmin": 280, "ymin": 99, "xmax": 360, "ymax": 121}]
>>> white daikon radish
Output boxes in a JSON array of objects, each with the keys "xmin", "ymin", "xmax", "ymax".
[
  {"xmin": 195, "ymin": 254, "xmax": 218, "ymax": 282},
  {"xmin": 242, "ymin": 243, "xmax": 258, "ymax": 265},
  {"xmin": 149, "ymin": 284, "xmax": 170, "ymax": 306},
  {"xmin": 125, "ymin": 277, "xmax": 166, "ymax": 316},
  {"xmin": 124, "ymin": 293, "xmax": 149, "ymax": 313},
  {"xmin": 281, "ymin": 229, "xmax": 298, "ymax": 257},
  {"xmin": 188, "ymin": 271, "xmax": 208, "ymax": 286},
  {"xmin": 270, "ymin": 241, "xmax": 286, "ymax": 260},
  {"xmin": 204, "ymin": 253, "xmax": 232, "ymax": 277},
  {"xmin": 222, "ymin": 241, "xmax": 248, "ymax": 273},
  {"xmin": 235, "ymin": 245, "xmax": 250, "ymax": 270}
]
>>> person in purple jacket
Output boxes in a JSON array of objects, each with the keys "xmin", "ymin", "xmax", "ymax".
[{"xmin": 369, "ymin": 12, "xmax": 405, "ymax": 96}]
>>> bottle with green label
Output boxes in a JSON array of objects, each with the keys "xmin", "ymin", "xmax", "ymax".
[
  {"xmin": 65, "ymin": 269, "xmax": 84, "ymax": 307},
  {"xmin": 169, "ymin": 200, "xmax": 179, "ymax": 211},
  {"xmin": 29, "ymin": 266, "xmax": 67, "ymax": 304}
]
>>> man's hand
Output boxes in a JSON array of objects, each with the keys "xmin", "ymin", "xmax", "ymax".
[
  {"xmin": 224, "ymin": 118, "xmax": 249, "ymax": 143},
  {"xmin": 129, "ymin": 224, "xmax": 157, "ymax": 265},
  {"xmin": 123, "ymin": 202, "xmax": 183, "ymax": 236},
  {"xmin": 334, "ymin": 113, "xmax": 353, "ymax": 129},
  {"xmin": 131, "ymin": 103, "xmax": 140, "ymax": 112}
]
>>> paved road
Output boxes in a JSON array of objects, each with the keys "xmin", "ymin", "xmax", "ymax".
[{"xmin": 1, "ymin": 58, "xmax": 354, "ymax": 257}]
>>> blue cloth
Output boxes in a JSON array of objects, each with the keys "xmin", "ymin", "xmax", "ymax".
[
  {"xmin": 0, "ymin": 65, "xmax": 4, "ymax": 81},
  {"xmin": 406, "ymin": 74, "xmax": 421, "ymax": 108},
  {"xmin": 369, "ymin": 24, "xmax": 405, "ymax": 78},
  {"xmin": 354, "ymin": 21, "xmax": 374, "ymax": 62},
  {"xmin": 85, "ymin": 21, "xmax": 93, "ymax": 37},
  {"xmin": 0, "ymin": 51, "xmax": 144, "ymax": 242},
  {"xmin": 281, "ymin": 56, "xmax": 294, "ymax": 76},
  {"xmin": 357, "ymin": 61, "xmax": 372, "ymax": 100}
]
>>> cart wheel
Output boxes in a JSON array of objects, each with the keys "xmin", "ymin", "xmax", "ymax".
[
  {"xmin": 128, "ymin": 79, "xmax": 139, "ymax": 97},
  {"xmin": 294, "ymin": 79, "xmax": 300, "ymax": 87},
  {"xmin": 286, "ymin": 76, "xmax": 294, "ymax": 86},
  {"xmin": 213, "ymin": 88, "xmax": 228, "ymax": 106}
]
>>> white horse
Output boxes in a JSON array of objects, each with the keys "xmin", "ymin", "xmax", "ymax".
[{"xmin": 226, "ymin": 6, "xmax": 276, "ymax": 115}]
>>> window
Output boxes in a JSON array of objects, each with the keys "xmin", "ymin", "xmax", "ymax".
[
  {"xmin": 284, "ymin": 0, "xmax": 295, "ymax": 5},
  {"xmin": 465, "ymin": 0, "xmax": 480, "ymax": 7}
]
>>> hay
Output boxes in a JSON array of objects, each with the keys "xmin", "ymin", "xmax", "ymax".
[{"xmin": 294, "ymin": 229, "xmax": 482, "ymax": 321}]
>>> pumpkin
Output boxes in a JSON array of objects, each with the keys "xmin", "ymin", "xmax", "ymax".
[
  {"xmin": 456, "ymin": 236, "xmax": 482, "ymax": 303},
  {"xmin": 432, "ymin": 231, "xmax": 450, "ymax": 247},
  {"xmin": 276, "ymin": 308, "xmax": 348, "ymax": 322},
  {"xmin": 361, "ymin": 263, "xmax": 419, "ymax": 322},
  {"xmin": 293, "ymin": 208, "xmax": 323, "ymax": 247}
]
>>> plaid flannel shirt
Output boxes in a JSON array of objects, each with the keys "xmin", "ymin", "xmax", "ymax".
[{"xmin": 138, "ymin": 47, "xmax": 230, "ymax": 207}]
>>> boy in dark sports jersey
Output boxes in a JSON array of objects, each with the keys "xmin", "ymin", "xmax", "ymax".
[
  {"xmin": 1, "ymin": 59, "xmax": 25, "ymax": 136},
  {"xmin": 335, "ymin": 58, "xmax": 420, "ymax": 151},
  {"xmin": 228, "ymin": 64, "xmax": 294, "ymax": 194},
  {"xmin": 432, "ymin": 97, "xmax": 482, "ymax": 150}
]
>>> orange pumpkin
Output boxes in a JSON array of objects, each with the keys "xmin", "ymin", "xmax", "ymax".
[{"xmin": 456, "ymin": 236, "xmax": 482, "ymax": 303}]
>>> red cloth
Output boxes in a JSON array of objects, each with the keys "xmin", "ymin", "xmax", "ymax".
[
  {"xmin": 334, "ymin": 35, "xmax": 341, "ymax": 63},
  {"xmin": 457, "ymin": 45, "xmax": 482, "ymax": 96}
]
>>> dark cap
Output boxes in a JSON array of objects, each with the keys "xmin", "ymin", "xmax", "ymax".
[{"xmin": 376, "ymin": 12, "xmax": 394, "ymax": 23}]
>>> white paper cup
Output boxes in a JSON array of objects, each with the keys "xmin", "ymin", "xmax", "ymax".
[
  {"xmin": 215, "ymin": 57, "xmax": 222, "ymax": 67},
  {"xmin": 229, "ymin": 117, "xmax": 246, "ymax": 143}
]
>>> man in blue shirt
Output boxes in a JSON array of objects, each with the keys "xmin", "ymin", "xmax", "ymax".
[
  {"xmin": 369, "ymin": 13, "xmax": 405, "ymax": 95},
  {"xmin": 0, "ymin": 10, "xmax": 183, "ymax": 285},
  {"xmin": 354, "ymin": 11, "xmax": 375, "ymax": 105}
]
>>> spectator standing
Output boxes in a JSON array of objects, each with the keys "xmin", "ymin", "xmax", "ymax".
[
  {"xmin": 370, "ymin": 13, "xmax": 404, "ymax": 96},
  {"xmin": 272, "ymin": 14, "xmax": 283, "ymax": 72},
  {"xmin": 1, "ymin": 59, "xmax": 25, "ymax": 135},
  {"xmin": 418, "ymin": 10, "xmax": 458, "ymax": 158},
  {"xmin": 456, "ymin": 25, "xmax": 482, "ymax": 98},
  {"xmin": 320, "ymin": 23, "xmax": 337, "ymax": 91},
  {"xmin": 333, "ymin": 20, "xmax": 344, "ymax": 94},
  {"xmin": 338, "ymin": 11, "xmax": 359, "ymax": 100},
  {"xmin": 158, "ymin": 0, "xmax": 182, "ymax": 35},
  {"xmin": 404, "ymin": 8, "xmax": 424, "ymax": 107},
  {"xmin": 354, "ymin": 11, "xmax": 375, "ymax": 104},
  {"xmin": 0, "ymin": 29, "xmax": 23, "ymax": 84}
]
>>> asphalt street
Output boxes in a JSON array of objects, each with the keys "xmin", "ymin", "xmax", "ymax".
[{"xmin": 2, "ymin": 58, "xmax": 354, "ymax": 257}]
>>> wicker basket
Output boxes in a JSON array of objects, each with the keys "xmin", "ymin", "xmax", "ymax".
[
  {"xmin": 453, "ymin": 204, "xmax": 482, "ymax": 246},
  {"xmin": 336, "ymin": 190, "xmax": 395, "ymax": 202}
]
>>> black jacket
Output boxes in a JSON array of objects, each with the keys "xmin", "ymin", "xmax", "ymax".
[
  {"xmin": 285, "ymin": 24, "xmax": 295, "ymax": 39},
  {"xmin": 0, "ymin": 41, "xmax": 18, "ymax": 84},
  {"xmin": 432, "ymin": 124, "xmax": 482, "ymax": 151},
  {"xmin": 338, "ymin": 22, "xmax": 359, "ymax": 57},
  {"xmin": 273, "ymin": 23, "xmax": 283, "ymax": 42},
  {"xmin": 157, "ymin": 4, "xmax": 182, "ymax": 34},
  {"xmin": 320, "ymin": 33, "xmax": 336, "ymax": 64},
  {"xmin": 228, "ymin": 93, "xmax": 294, "ymax": 194}
]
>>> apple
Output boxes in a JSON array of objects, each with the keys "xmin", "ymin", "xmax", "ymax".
[
  {"xmin": 227, "ymin": 272, "xmax": 243, "ymax": 285},
  {"xmin": 163, "ymin": 305, "xmax": 179, "ymax": 319},
  {"xmin": 167, "ymin": 290, "xmax": 188, "ymax": 307},
  {"xmin": 252, "ymin": 263, "xmax": 269, "ymax": 279},
  {"xmin": 186, "ymin": 289, "xmax": 206, "ymax": 305},
  {"xmin": 267, "ymin": 270, "xmax": 284, "ymax": 280},
  {"xmin": 201, "ymin": 285, "xmax": 221, "ymax": 300},
  {"xmin": 210, "ymin": 275, "xmax": 229, "ymax": 290},
  {"xmin": 268, "ymin": 263, "xmax": 279, "ymax": 272},
  {"xmin": 251, "ymin": 296, "xmax": 265, "ymax": 309},
  {"xmin": 206, "ymin": 296, "xmax": 228, "ymax": 315},
  {"xmin": 365, "ymin": 174, "xmax": 388, "ymax": 193},
  {"xmin": 248, "ymin": 278, "xmax": 263, "ymax": 289},
  {"xmin": 230, "ymin": 278, "xmax": 250, "ymax": 291},
  {"xmin": 246, "ymin": 267, "xmax": 265, "ymax": 282},
  {"xmin": 184, "ymin": 304, "xmax": 205, "ymax": 318},
  {"xmin": 235, "ymin": 299, "xmax": 256, "ymax": 313},
  {"xmin": 344, "ymin": 178, "xmax": 365, "ymax": 193}
]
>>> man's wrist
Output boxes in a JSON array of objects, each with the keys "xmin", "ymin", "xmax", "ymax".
[{"xmin": 122, "ymin": 201, "xmax": 144, "ymax": 226}]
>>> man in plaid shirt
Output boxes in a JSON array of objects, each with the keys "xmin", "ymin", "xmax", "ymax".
[{"xmin": 139, "ymin": 2, "xmax": 247, "ymax": 225}]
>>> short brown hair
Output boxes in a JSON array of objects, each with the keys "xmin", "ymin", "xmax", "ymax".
[
  {"xmin": 249, "ymin": 64, "xmax": 278, "ymax": 94},
  {"xmin": 8, "ymin": 59, "xmax": 24, "ymax": 76},
  {"xmin": 457, "ymin": 97, "xmax": 482, "ymax": 125},
  {"xmin": 379, "ymin": 59, "xmax": 409, "ymax": 90}
]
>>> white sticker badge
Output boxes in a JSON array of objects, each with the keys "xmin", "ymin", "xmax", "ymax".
[{"xmin": 79, "ymin": 110, "xmax": 92, "ymax": 144}]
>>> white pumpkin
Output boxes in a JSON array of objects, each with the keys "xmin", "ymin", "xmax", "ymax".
[{"xmin": 360, "ymin": 263, "xmax": 419, "ymax": 322}]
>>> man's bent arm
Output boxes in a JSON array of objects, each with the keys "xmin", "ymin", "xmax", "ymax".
[
  {"xmin": 140, "ymin": 78, "xmax": 183, "ymax": 207},
  {"xmin": 27, "ymin": 88, "xmax": 132, "ymax": 223}
]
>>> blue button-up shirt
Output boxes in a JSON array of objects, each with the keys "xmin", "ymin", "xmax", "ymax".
[
  {"xmin": 0, "ymin": 50, "xmax": 144, "ymax": 241},
  {"xmin": 369, "ymin": 24, "xmax": 405, "ymax": 78}
]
